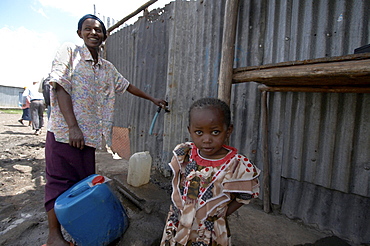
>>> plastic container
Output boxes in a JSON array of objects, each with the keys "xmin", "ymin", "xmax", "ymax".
[
  {"xmin": 54, "ymin": 174, "xmax": 129, "ymax": 246},
  {"xmin": 127, "ymin": 151, "xmax": 152, "ymax": 187}
]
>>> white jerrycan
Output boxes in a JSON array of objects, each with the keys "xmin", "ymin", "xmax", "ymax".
[{"xmin": 127, "ymin": 151, "xmax": 152, "ymax": 187}]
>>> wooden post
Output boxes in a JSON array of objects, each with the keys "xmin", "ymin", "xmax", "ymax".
[
  {"xmin": 217, "ymin": 0, "xmax": 239, "ymax": 105},
  {"xmin": 261, "ymin": 90, "xmax": 271, "ymax": 213}
]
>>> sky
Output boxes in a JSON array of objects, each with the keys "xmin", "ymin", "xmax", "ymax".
[{"xmin": 0, "ymin": 0, "xmax": 171, "ymax": 88}]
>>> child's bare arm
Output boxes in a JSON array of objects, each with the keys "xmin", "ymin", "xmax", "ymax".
[{"xmin": 226, "ymin": 199, "xmax": 243, "ymax": 216}]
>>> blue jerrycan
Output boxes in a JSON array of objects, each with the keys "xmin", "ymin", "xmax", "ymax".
[{"xmin": 55, "ymin": 174, "xmax": 129, "ymax": 246}]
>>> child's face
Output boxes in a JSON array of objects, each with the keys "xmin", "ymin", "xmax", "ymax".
[
  {"xmin": 188, "ymin": 107, "xmax": 233, "ymax": 159},
  {"xmin": 77, "ymin": 18, "xmax": 106, "ymax": 48}
]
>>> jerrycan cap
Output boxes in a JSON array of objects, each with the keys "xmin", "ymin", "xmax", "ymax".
[{"xmin": 92, "ymin": 175, "xmax": 105, "ymax": 185}]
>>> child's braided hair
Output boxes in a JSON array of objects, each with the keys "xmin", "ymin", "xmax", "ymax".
[{"xmin": 188, "ymin": 98, "xmax": 231, "ymax": 127}]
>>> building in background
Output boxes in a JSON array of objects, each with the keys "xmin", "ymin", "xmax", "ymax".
[{"xmin": 0, "ymin": 85, "xmax": 25, "ymax": 109}]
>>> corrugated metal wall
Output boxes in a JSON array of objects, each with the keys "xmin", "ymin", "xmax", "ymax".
[
  {"xmin": 108, "ymin": 5, "xmax": 171, "ymax": 169},
  {"xmin": 162, "ymin": 0, "xmax": 227, "ymax": 173},
  {"xmin": 0, "ymin": 85, "xmax": 24, "ymax": 108},
  {"xmin": 105, "ymin": 0, "xmax": 370, "ymax": 244},
  {"xmin": 232, "ymin": 1, "xmax": 370, "ymax": 244}
]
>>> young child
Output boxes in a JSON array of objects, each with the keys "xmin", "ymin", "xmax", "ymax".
[{"xmin": 160, "ymin": 98, "xmax": 260, "ymax": 246}]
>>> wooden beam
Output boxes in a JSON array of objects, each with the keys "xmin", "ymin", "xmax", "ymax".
[
  {"xmin": 234, "ymin": 53, "xmax": 370, "ymax": 73},
  {"xmin": 233, "ymin": 55, "xmax": 370, "ymax": 87},
  {"xmin": 258, "ymin": 85, "xmax": 370, "ymax": 93},
  {"xmin": 107, "ymin": 0, "xmax": 158, "ymax": 34},
  {"xmin": 217, "ymin": 0, "xmax": 239, "ymax": 105}
]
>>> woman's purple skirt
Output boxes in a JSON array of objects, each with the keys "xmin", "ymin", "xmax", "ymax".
[{"xmin": 44, "ymin": 131, "xmax": 95, "ymax": 212}]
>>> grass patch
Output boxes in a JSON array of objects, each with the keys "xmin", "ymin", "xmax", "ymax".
[{"xmin": 0, "ymin": 109, "xmax": 23, "ymax": 114}]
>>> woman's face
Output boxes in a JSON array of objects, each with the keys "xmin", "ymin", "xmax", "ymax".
[
  {"xmin": 188, "ymin": 107, "xmax": 233, "ymax": 159},
  {"xmin": 77, "ymin": 18, "xmax": 106, "ymax": 49}
]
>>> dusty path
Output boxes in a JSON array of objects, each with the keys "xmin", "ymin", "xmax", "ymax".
[
  {"xmin": 0, "ymin": 112, "xmax": 351, "ymax": 246},
  {"xmin": 0, "ymin": 112, "xmax": 49, "ymax": 245}
]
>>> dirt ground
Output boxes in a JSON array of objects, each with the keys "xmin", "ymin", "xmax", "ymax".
[
  {"xmin": 0, "ymin": 112, "xmax": 354, "ymax": 246},
  {"xmin": 0, "ymin": 112, "xmax": 49, "ymax": 246}
]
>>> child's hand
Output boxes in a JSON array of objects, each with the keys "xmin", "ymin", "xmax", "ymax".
[{"xmin": 216, "ymin": 207, "xmax": 228, "ymax": 218}]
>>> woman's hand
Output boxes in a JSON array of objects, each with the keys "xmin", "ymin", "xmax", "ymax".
[
  {"xmin": 68, "ymin": 125, "xmax": 85, "ymax": 149},
  {"xmin": 152, "ymin": 98, "xmax": 168, "ymax": 109}
]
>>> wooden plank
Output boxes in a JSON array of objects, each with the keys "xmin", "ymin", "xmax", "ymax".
[
  {"xmin": 233, "ymin": 56, "xmax": 370, "ymax": 87},
  {"xmin": 258, "ymin": 85, "xmax": 370, "ymax": 93},
  {"xmin": 234, "ymin": 53, "xmax": 370, "ymax": 73}
]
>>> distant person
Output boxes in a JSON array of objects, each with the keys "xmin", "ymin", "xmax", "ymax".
[
  {"xmin": 23, "ymin": 81, "xmax": 45, "ymax": 135},
  {"xmin": 160, "ymin": 98, "xmax": 260, "ymax": 246},
  {"xmin": 18, "ymin": 87, "xmax": 32, "ymax": 126},
  {"xmin": 43, "ymin": 14, "xmax": 167, "ymax": 246}
]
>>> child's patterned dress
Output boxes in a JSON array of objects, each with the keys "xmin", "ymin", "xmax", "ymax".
[{"xmin": 161, "ymin": 142, "xmax": 260, "ymax": 246}]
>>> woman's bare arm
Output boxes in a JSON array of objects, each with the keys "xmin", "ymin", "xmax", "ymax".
[
  {"xmin": 127, "ymin": 84, "xmax": 167, "ymax": 107},
  {"xmin": 55, "ymin": 83, "xmax": 85, "ymax": 149}
]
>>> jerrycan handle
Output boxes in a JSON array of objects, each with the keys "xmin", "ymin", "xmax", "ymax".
[
  {"xmin": 67, "ymin": 175, "xmax": 105, "ymax": 198},
  {"xmin": 68, "ymin": 185, "xmax": 90, "ymax": 198}
]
